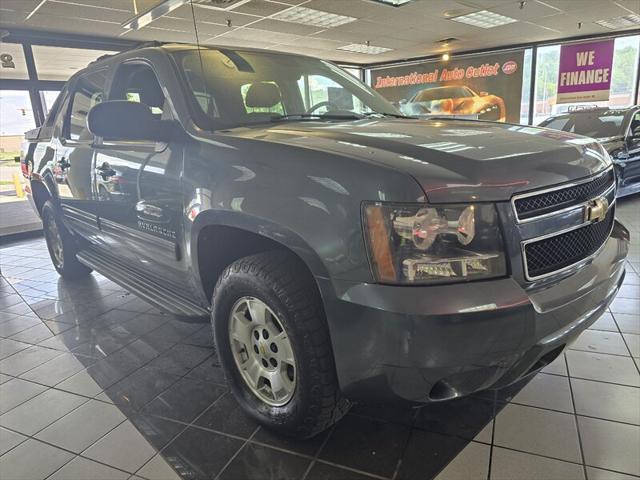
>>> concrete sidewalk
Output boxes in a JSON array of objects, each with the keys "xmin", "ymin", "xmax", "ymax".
[{"xmin": 0, "ymin": 199, "xmax": 42, "ymax": 237}]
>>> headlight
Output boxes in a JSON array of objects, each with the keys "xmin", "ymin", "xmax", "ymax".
[{"xmin": 363, "ymin": 203, "xmax": 507, "ymax": 284}]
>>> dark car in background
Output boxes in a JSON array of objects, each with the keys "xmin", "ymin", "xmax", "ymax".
[
  {"xmin": 400, "ymin": 85, "xmax": 506, "ymax": 121},
  {"xmin": 22, "ymin": 44, "xmax": 628, "ymax": 438},
  {"xmin": 539, "ymin": 107, "xmax": 640, "ymax": 197}
]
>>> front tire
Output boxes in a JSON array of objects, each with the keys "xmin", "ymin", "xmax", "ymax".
[
  {"xmin": 42, "ymin": 200, "xmax": 92, "ymax": 280},
  {"xmin": 211, "ymin": 251, "xmax": 349, "ymax": 438}
]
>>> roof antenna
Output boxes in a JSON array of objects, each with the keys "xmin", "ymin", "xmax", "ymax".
[{"xmin": 189, "ymin": 0, "xmax": 214, "ymax": 128}]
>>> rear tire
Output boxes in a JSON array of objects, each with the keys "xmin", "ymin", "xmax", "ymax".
[
  {"xmin": 211, "ymin": 250, "xmax": 349, "ymax": 438},
  {"xmin": 42, "ymin": 200, "xmax": 92, "ymax": 280}
]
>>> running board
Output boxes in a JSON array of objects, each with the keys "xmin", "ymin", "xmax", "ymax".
[{"xmin": 76, "ymin": 247, "xmax": 209, "ymax": 318}]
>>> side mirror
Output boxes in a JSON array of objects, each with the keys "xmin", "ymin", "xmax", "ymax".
[{"xmin": 87, "ymin": 100, "xmax": 173, "ymax": 142}]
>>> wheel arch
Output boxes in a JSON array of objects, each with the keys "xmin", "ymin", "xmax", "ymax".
[{"xmin": 190, "ymin": 210, "xmax": 331, "ymax": 306}]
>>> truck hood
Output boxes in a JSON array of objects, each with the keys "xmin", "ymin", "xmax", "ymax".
[{"xmin": 223, "ymin": 118, "xmax": 611, "ymax": 203}]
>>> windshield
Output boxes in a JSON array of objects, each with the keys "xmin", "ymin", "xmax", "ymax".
[
  {"xmin": 540, "ymin": 111, "xmax": 626, "ymax": 139},
  {"xmin": 174, "ymin": 49, "xmax": 403, "ymax": 129},
  {"xmin": 412, "ymin": 86, "xmax": 475, "ymax": 102}
]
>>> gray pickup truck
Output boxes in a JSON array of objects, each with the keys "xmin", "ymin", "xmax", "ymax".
[{"xmin": 22, "ymin": 44, "xmax": 628, "ymax": 438}]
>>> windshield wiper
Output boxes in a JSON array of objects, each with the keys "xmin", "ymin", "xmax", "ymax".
[
  {"xmin": 271, "ymin": 113, "xmax": 365, "ymax": 122},
  {"xmin": 362, "ymin": 112, "xmax": 415, "ymax": 119}
]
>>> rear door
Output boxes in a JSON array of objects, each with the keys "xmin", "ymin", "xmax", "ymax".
[
  {"xmin": 92, "ymin": 61, "xmax": 189, "ymax": 292},
  {"xmin": 54, "ymin": 70, "xmax": 108, "ymax": 241}
]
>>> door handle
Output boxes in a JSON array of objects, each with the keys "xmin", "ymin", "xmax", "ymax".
[
  {"xmin": 136, "ymin": 200, "xmax": 167, "ymax": 222},
  {"xmin": 95, "ymin": 162, "xmax": 116, "ymax": 178}
]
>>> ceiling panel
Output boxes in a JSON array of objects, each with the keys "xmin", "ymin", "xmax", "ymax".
[{"xmin": 0, "ymin": 0, "xmax": 637, "ymax": 66}]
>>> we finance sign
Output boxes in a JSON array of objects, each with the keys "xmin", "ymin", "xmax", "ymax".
[{"xmin": 557, "ymin": 39, "xmax": 614, "ymax": 104}]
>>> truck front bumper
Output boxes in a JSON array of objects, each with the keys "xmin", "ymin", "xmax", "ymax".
[{"xmin": 319, "ymin": 220, "xmax": 629, "ymax": 403}]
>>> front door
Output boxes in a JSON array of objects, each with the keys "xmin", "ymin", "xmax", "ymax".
[{"xmin": 93, "ymin": 62, "xmax": 189, "ymax": 295}]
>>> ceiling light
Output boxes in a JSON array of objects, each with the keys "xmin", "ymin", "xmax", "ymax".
[
  {"xmin": 337, "ymin": 44, "xmax": 393, "ymax": 54},
  {"xmin": 442, "ymin": 53, "xmax": 450, "ymax": 61},
  {"xmin": 450, "ymin": 10, "xmax": 517, "ymax": 29},
  {"xmin": 272, "ymin": 6, "xmax": 356, "ymax": 28},
  {"xmin": 122, "ymin": 0, "xmax": 188, "ymax": 30},
  {"xmin": 369, "ymin": 0, "xmax": 413, "ymax": 6},
  {"xmin": 594, "ymin": 14, "xmax": 640, "ymax": 29}
]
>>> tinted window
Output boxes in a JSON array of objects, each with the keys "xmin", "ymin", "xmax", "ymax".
[
  {"xmin": 67, "ymin": 70, "xmax": 108, "ymax": 141},
  {"xmin": 543, "ymin": 111, "xmax": 626, "ymax": 139},
  {"xmin": 110, "ymin": 63, "xmax": 168, "ymax": 119}
]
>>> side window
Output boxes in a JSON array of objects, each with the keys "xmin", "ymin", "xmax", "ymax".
[
  {"xmin": 110, "ymin": 63, "xmax": 170, "ymax": 120},
  {"xmin": 67, "ymin": 70, "xmax": 107, "ymax": 141}
]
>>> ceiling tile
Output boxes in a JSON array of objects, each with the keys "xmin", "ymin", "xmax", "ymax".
[
  {"xmin": 38, "ymin": 2, "xmax": 131, "ymax": 23},
  {"xmin": 232, "ymin": 0, "xmax": 293, "ymax": 16},
  {"xmin": 250, "ymin": 18, "xmax": 325, "ymax": 35},
  {"xmin": 490, "ymin": 1, "xmax": 562, "ymax": 20}
]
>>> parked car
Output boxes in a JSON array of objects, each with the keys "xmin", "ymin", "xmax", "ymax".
[
  {"xmin": 22, "ymin": 44, "xmax": 628, "ymax": 438},
  {"xmin": 399, "ymin": 85, "xmax": 505, "ymax": 121},
  {"xmin": 539, "ymin": 106, "xmax": 640, "ymax": 197}
]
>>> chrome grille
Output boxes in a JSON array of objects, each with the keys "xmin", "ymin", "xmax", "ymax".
[
  {"xmin": 514, "ymin": 169, "xmax": 614, "ymax": 221},
  {"xmin": 524, "ymin": 207, "xmax": 615, "ymax": 280}
]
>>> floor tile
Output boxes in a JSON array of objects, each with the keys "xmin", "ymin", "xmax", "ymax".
[
  {"xmin": 56, "ymin": 369, "xmax": 104, "ymax": 397},
  {"xmin": 414, "ymin": 397, "xmax": 495, "ymax": 440},
  {"xmin": 9, "ymin": 322, "xmax": 55, "ymax": 344},
  {"xmin": 0, "ymin": 377, "xmax": 47, "ymax": 414},
  {"xmin": 160, "ymin": 426, "xmax": 244, "ymax": 480},
  {"xmin": 511, "ymin": 373, "xmax": 574, "ymax": 413},
  {"xmin": 128, "ymin": 415, "xmax": 185, "ymax": 452},
  {"xmin": 589, "ymin": 312, "xmax": 618, "ymax": 332},
  {"xmin": 82, "ymin": 420, "xmax": 157, "ymax": 473},
  {"xmin": 493, "ymin": 404, "xmax": 582, "ymax": 463},
  {"xmin": 610, "ymin": 298, "xmax": 640, "ymax": 315},
  {"xmin": 252, "ymin": 425, "xmax": 328, "ymax": 457},
  {"xmin": 396, "ymin": 429, "xmax": 468, "ymax": 480},
  {"xmin": 541, "ymin": 353, "xmax": 567, "ymax": 376},
  {"xmin": 569, "ymin": 330, "xmax": 630, "ymax": 356},
  {"xmin": 218, "ymin": 443, "xmax": 310, "ymax": 480},
  {"xmin": 0, "ymin": 338, "xmax": 31, "ymax": 360},
  {"xmin": 36, "ymin": 399, "xmax": 126, "ymax": 453},
  {"xmin": 305, "ymin": 462, "xmax": 377, "ymax": 480},
  {"xmin": 622, "ymin": 333, "xmax": 640, "ymax": 357},
  {"xmin": 578, "ymin": 416, "xmax": 640, "ymax": 476},
  {"xmin": 136, "ymin": 454, "xmax": 181, "ymax": 480},
  {"xmin": 490, "ymin": 447, "xmax": 585, "ymax": 480},
  {"xmin": 571, "ymin": 378, "xmax": 640, "ymax": 425},
  {"xmin": 0, "ymin": 344, "xmax": 63, "ymax": 376},
  {"xmin": 104, "ymin": 366, "xmax": 182, "ymax": 415},
  {"xmin": 0, "ymin": 438, "xmax": 74, "ymax": 480},
  {"xmin": 319, "ymin": 414, "xmax": 411, "ymax": 478},
  {"xmin": 433, "ymin": 441, "xmax": 489, "ymax": 480},
  {"xmin": 586, "ymin": 466, "xmax": 640, "ymax": 480},
  {"xmin": 0, "ymin": 387, "xmax": 88, "ymax": 435},
  {"xmin": 0, "ymin": 426, "xmax": 27, "ymax": 456},
  {"xmin": 565, "ymin": 350, "xmax": 640, "ymax": 387},
  {"xmin": 614, "ymin": 313, "xmax": 640, "ymax": 335},
  {"xmin": 142, "ymin": 376, "xmax": 226, "ymax": 423},
  {"xmin": 194, "ymin": 392, "xmax": 258, "ymax": 438},
  {"xmin": 48, "ymin": 456, "xmax": 129, "ymax": 480},
  {"xmin": 19, "ymin": 351, "xmax": 88, "ymax": 386}
]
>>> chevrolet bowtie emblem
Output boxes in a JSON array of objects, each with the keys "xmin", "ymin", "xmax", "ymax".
[{"xmin": 585, "ymin": 197, "xmax": 608, "ymax": 223}]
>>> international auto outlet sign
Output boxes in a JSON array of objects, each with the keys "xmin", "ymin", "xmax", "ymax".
[{"xmin": 556, "ymin": 39, "xmax": 615, "ymax": 104}]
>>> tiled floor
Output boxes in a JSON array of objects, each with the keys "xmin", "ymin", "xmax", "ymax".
[{"xmin": 0, "ymin": 196, "xmax": 638, "ymax": 480}]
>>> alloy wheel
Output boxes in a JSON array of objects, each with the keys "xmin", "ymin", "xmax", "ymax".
[{"xmin": 229, "ymin": 296, "xmax": 297, "ymax": 406}]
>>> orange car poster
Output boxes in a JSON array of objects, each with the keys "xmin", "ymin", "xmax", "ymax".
[{"xmin": 370, "ymin": 50, "xmax": 526, "ymax": 123}]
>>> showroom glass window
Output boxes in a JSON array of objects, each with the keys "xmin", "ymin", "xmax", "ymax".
[
  {"xmin": 66, "ymin": 70, "xmax": 108, "ymax": 141},
  {"xmin": 533, "ymin": 35, "xmax": 640, "ymax": 124}
]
